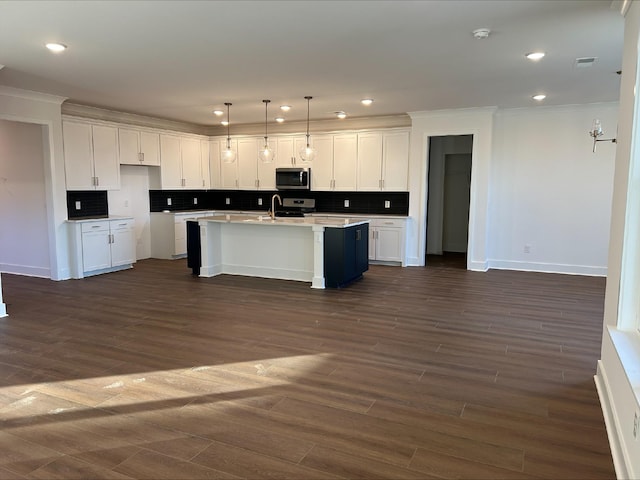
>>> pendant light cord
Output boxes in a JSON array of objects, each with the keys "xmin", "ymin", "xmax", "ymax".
[
  {"xmin": 263, "ymin": 99, "xmax": 270, "ymax": 144},
  {"xmin": 225, "ymin": 102, "xmax": 232, "ymax": 149},
  {"xmin": 304, "ymin": 96, "xmax": 312, "ymax": 148}
]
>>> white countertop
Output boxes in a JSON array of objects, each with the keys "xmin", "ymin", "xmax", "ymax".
[
  {"xmin": 199, "ymin": 213, "xmax": 369, "ymax": 228},
  {"xmin": 67, "ymin": 215, "xmax": 133, "ymax": 223}
]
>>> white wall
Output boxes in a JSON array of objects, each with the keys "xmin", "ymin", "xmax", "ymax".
[
  {"xmin": 0, "ymin": 120, "xmax": 50, "ymax": 276},
  {"xmin": 0, "ymin": 86, "xmax": 69, "ymax": 280},
  {"xmin": 595, "ymin": 2, "xmax": 640, "ymax": 479},
  {"xmin": 108, "ymin": 165, "xmax": 152, "ymax": 260},
  {"xmin": 0, "ymin": 273, "xmax": 6, "ymax": 317},
  {"xmin": 489, "ymin": 103, "xmax": 618, "ymax": 275}
]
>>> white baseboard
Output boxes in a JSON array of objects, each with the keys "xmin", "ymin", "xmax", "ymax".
[
  {"xmin": 595, "ymin": 362, "xmax": 629, "ymax": 480},
  {"xmin": 0, "ymin": 263, "xmax": 51, "ymax": 278},
  {"xmin": 488, "ymin": 259, "xmax": 607, "ymax": 276},
  {"xmin": 468, "ymin": 259, "xmax": 489, "ymax": 271}
]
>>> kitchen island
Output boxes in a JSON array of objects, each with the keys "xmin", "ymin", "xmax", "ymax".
[{"xmin": 198, "ymin": 214, "xmax": 369, "ymax": 289}]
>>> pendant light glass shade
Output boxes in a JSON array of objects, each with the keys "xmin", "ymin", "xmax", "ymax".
[
  {"xmin": 222, "ymin": 102, "xmax": 236, "ymax": 164},
  {"xmin": 258, "ymin": 99, "xmax": 275, "ymax": 163},
  {"xmin": 299, "ymin": 96, "xmax": 317, "ymax": 162}
]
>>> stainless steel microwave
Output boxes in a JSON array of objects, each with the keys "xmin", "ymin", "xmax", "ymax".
[{"xmin": 275, "ymin": 168, "xmax": 311, "ymax": 190}]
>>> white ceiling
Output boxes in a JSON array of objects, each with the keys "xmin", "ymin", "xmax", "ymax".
[{"xmin": 0, "ymin": 0, "xmax": 624, "ymax": 126}]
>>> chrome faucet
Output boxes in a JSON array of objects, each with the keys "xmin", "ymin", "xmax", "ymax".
[{"xmin": 269, "ymin": 194, "xmax": 282, "ymax": 220}]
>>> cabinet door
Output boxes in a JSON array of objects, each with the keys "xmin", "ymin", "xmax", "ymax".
[
  {"xmin": 160, "ymin": 134, "xmax": 182, "ymax": 189},
  {"xmin": 257, "ymin": 138, "xmax": 277, "ymax": 190},
  {"xmin": 382, "ymin": 131, "xmax": 409, "ymax": 191},
  {"xmin": 333, "ymin": 134, "xmax": 358, "ymax": 191},
  {"xmin": 237, "ymin": 138, "xmax": 259, "ymax": 190},
  {"xmin": 355, "ymin": 224, "xmax": 369, "ymax": 274},
  {"xmin": 91, "ymin": 125, "xmax": 120, "ymax": 190},
  {"xmin": 375, "ymin": 227, "xmax": 403, "ymax": 262},
  {"xmin": 357, "ymin": 132, "xmax": 383, "ymax": 191},
  {"xmin": 81, "ymin": 223, "xmax": 111, "ymax": 272},
  {"xmin": 275, "ymin": 137, "xmax": 295, "ymax": 168},
  {"xmin": 110, "ymin": 220, "xmax": 136, "ymax": 266},
  {"xmin": 369, "ymin": 227, "xmax": 376, "ymax": 260},
  {"xmin": 220, "ymin": 139, "xmax": 239, "ymax": 189},
  {"xmin": 209, "ymin": 139, "xmax": 222, "ymax": 189},
  {"xmin": 63, "ymin": 121, "xmax": 94, "ymax": 190},
  {"xmin": 311, "ymin": 135, "xmax": 334, "ymax": 191},
  {"xmin": 118, "ymin": 128, "xmax": 141, "ymax": 165},
  {"xmin": 181, "ymin": 137, "xmax": 201, "ymax": 188},
  {"xmin": 200, "ymin": 140, "xmax": 210, "ymax": 189},
  {"xmin": 140, "ymin": 131, "xmax": 160, "ymax": 166}
]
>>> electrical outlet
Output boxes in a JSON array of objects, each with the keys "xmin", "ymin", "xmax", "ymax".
[
  {"xmin": 634, "ymin": 411, "xmax": 639, "ymax": 440},
  {"xmin": 344, "ymin": 199, "xmax": 350, "ymax": 208},
  {"xmin": 524, "ymin": 244, "xmax": 531, "ymax": 254},
  {"xmin": 384, "ymin": 200, "xmax": 391, "ymax": 209},
  {"xmin": 225, "ymin": 197, "xmax": 231, "ymax": 205},
  {"xmin": 167, "ymin": 198, "xmax": 172, "ymax": 206},
  {"xmin": 258, "ymin": 198, "xmax": 263, "ymax": 206},
  {"xmin": 75, "ymin": 201, "xmax": 81, "ymax": 210},
  {"xmin": 193, "ymin": 197, "xmax": 198, "ymax": 205}
]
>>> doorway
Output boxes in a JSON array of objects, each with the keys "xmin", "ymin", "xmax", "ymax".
[{"xmin": 426, "ymin": 135, "xmax": 473, "ymax": 268}]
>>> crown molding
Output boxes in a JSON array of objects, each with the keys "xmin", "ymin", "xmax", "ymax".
[
  {"xmin": 206, "ymin": 113, "xmax": 411, "ymax": 137},
  {"xmin": 0, "ymin": 85, "xmax": 67, "ymax": 105},
  {"xmin": 61, "ymin": 102, "xmax": 209, "ymax": 135}
]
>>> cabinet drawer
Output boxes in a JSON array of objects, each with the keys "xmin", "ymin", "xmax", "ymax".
[
  {"xmin": 81, "ymin": 221, "xmax": 110, "ymax": 233},
  {"xmin": 110, "ymin": 219, "xmax": 134, "ymax": 230},
  {"xmin": 371, "ymin": 218, "xmax": 405, "ymax": 228}
]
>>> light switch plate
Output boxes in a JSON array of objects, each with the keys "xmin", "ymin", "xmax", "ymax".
[
  {"xmin": 75, "ymin": 201, "xmax": 81, "ymax": 210},
  {"xmin": 344, "ymin": 199, "xmax": 350, "ymax": 208},
  {"xmin": 226, "ymin": 197, "xmax": 231, "ymax": 205},
  {"xmin": 258, "ymin": 198, "xmax": 263, "ymax": 206},
  {"xmin": 193, "ymin": 198, "xmax": 198, "ymax": 205},
  {"xmin": 384, "ymin": 200, "xmax": 391, "ymax": 209},
  {"xmin": 167, "ymin": 198, "xmax": 172, "ymax": 206}
]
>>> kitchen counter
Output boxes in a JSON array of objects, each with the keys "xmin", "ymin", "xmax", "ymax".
[
  {"xmin": 198, "ymin": 214, "xmax": 369, "ymax": 288},
  {"xmin": 67, "ymin": 215, "xmax": 133, "ymax": 223}
]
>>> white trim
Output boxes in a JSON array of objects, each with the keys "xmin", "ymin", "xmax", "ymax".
[
  {"xmin": 488, "ymin": 260, "xmax": 607, "ymax": 276},
  {"xmin": 0, "ymin": 85, "xmax": 66, "ymax": 105},
  {"xmin": 0, "ymin": 263, "xmax": 51, "ymax": 278},
  {"xmin": 595, "ymin": 362, "xmax": 630, "ymax": 480},
  {"xmin": 468, "ymin": 260, "xmax": 489, "ymax": 272}
]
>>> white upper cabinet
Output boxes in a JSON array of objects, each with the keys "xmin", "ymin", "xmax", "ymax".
[
  {"xmin": 357, "ymin": 132, "xmax": 384, "ymax": 191},
  {"xmin": 63, "ymin": 120, "xmax": 120, "ymax": 190},
  {"xmin": 357, "ymin": 130, "xmax": 409, "ymax": 191},
  {"xmin": 118, "ymin": 128, "xmax": 160, "ymax": 166},
  {"xmin": 159, "ymin": 134, "xmax": 206, "ymax": 189},
  {"xmin": 237, "ymin": 137, "xmax": 260, "ymax": 190},
  {"xmin": 257, "ymin": 138, "xmax": 277, "ymax": 190},
  {"xmin": 276, "ymin": 135, "xmax": 308, "ymax": 168},
  {"xmin": 209, "ymin": 138, "xmax": 221, "ymax": 189},
  {"xmin": 309, "ymin": 135, "xmax": 335, "ymax": 191},
  {"xmin": 200, "ymin": 140, "xmax": 210, "ymax": 189},
  {"xmin": 332, "ymin": 134, "xmax": 358, "ymax": 191},
  {"xmin": 159, "ymin": 134, "xmax": 182, "ymax": 189},
  {"xmin": 180, "ymin": 137, "xmax": 202, "ymax": 188},
  {"xmin": 220, "ymin": 139, "xmax": 239, "ymax": 189}
]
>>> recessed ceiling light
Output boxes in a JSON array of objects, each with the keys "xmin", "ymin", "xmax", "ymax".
[
  {"xmin": 532, "ymin": 94, "xmax": 546, "ymax": 101},
  {"xmin": 525, "ymin": 52, "xmax": 545, "ymax": 61},
  {"xmin": 275, "ymin": 117, "xmax": 285, "ymax": 123},
  {"xmin": 213, "ymin": 110, "xmax": 224, "ymax": 116},
  {"xmin": 280, "ymin": 105, "xmax": 291, "ymax": 112},
  {"xmin": 335, "ymin": 111, "xmax": 347, "ymax": 119},
  {"xmin": 221, "ymin": 120, "xmax": 229, "ymax": 126},
  {"xmin": 45, "ymin": 43, "xmax": 67, "ymax": 53},
  {"xmin": 361, "ymin": 98, "xmax": 374, "ymax": 106},
  {"xmin": 472, "ymin": 28, "xmax": 491, "ymax": 39}
]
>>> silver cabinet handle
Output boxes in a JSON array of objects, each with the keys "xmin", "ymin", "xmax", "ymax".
[{"xmin": 138, "ymin": 152, "xmax": 144, "ymax": 162}]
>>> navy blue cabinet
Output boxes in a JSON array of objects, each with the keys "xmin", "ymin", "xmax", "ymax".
[{"xmin": 324, "ymin": 223, "xmax": 369, "ymax": 288}]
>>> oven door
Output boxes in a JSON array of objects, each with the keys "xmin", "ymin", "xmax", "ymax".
[{"xmin": 276, "ymin": 168, "xmax": 310, "ymax": 190}]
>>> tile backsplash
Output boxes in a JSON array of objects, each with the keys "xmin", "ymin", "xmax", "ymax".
[{"xmin": 67, "ymin": 191, "xmax": 108, "ymax": 219}]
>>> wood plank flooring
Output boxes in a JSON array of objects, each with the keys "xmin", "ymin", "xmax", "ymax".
[{"xmin": 0, "ymin": 259, "xmax": 614, "ymax": 479}]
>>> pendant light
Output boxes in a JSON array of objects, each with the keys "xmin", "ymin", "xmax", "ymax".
[
  {"xmin": 258, "ymin": 99, "xmax": 275, "ymax": 163},
  {"xmin": 299, "ymin": 96, "xmax": 317, "ymax": 162},
  {"xmin": 222, "ymin": 102, "xmax": 236, "ymax": 164}
]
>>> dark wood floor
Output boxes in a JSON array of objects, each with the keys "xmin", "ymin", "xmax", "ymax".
[{"xmin": 0, "ymin": 259, "xmax": 614, "ymax": 479}]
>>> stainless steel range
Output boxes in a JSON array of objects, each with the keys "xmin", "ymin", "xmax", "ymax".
[{"xmin": 275, "ymin": 198, "xmax": 316, "ymax": 217}]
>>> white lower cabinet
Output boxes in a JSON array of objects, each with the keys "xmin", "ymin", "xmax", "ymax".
[
  {"xmin": 150, "ymin": 211, "xmax": 214, "ymax": 259},
  {"xmin": 369, "ymin": 218, "xmax": 406, "ymax": 265},
  {"xmin": 68, "ymin": 218, "xmax": 136, "ymax": 278}
]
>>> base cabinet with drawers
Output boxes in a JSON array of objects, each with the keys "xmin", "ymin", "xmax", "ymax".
[
  {"xmin": 369, "ymin": 218, "xmax": 406, "ymax": 265},
  {"xmin": 68, "ymin": 218, "xmax": 136, "ymax": 278},
  {"xmin": 150, "ymin": 211, "xmax": 215, "ymax": 259}
]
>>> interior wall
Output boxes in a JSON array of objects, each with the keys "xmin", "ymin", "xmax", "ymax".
[
  {"xmin": 0, "ymin": 87, "xmax": 68, "ymax": 280},
  {"xmin": 426, "ymin": 135, "xmax": 473, "ymax": 255},
  {"xmin": 0, "ymin": 120, "xmax": 50, "ymax": 276},
  {"xmin": 489, "ymin": 103, "xmax": 618, "ymax": 275},
  {"xmin": 442, "ymin": 153, "xmax": 472, "ymax": 253},
  {"xmin": 108, "ymin": 166, "xmax": 152, "ymax": 260}
]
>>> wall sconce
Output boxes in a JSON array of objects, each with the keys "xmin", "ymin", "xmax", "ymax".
[{"xmin": 589, "ymin": 119, "xmax": 617, "ymax": 152}]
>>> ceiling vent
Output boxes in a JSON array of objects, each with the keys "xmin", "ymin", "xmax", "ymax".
[{"xmin": 575, "ymin": 57, "xmax": 597, "ymax": 68}]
